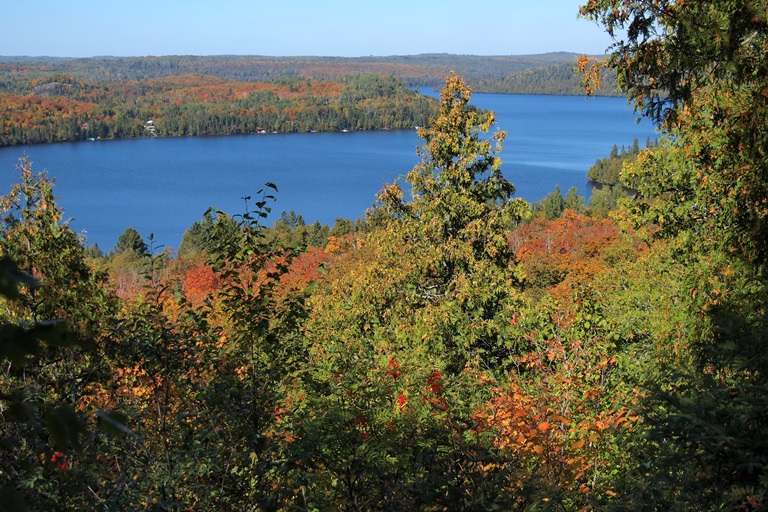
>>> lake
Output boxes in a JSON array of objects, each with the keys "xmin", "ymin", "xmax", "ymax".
[{"xmin": 0, "ymin": 92, "xmax": 656, "ymax": 252}]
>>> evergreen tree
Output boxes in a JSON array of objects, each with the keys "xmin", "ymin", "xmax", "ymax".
[
  {"xmin": 328, "ymin": 217, "xmax": 355, "ymax": 237},
  {"xmin": 306, "ymin": 220, "xmax": 329, "ymax": 248},
  {"xmin": 291, "ymin": 72, "xmax": 530, "ymax": 509},
  {"xmin": 541, "ymin": 184, "xmax": 565, "ymax": 219},
  {"xmin": 563, "ymin": 186, "xmax": 585, "ymax": 213},
  {"xmin": 113, "ymin": 227, "xmax": 147, "ymax": 257}
]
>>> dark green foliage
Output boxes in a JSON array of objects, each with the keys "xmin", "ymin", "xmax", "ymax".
[
  {"xmin": 533, "ymin": 184, "xmax": 585, "ymax": 218},
  {"xmin": 373, "ymin": 71, "xmax": 530, "ymax": 370},
  {"xmin": 7, "ymin": 14, "xmax": 768, "ymax": 503},
  {"xmin": 581, "ymin": 0, "xmax": 768, "ymax": 508},
  {"xmin": 99, "ymin": 185, "xmax": 310, "ymax": 509},
  {"xmin": 586, "ymin": 138, "xmax": 645, "ymax": 187},
  {"xmin": 177, "ymin": 210, "xmax": 238, "ymax": 257},
  {"xmin": 285, "ymin": 73, "xmax": 532, "ymax": 509},
  {"xmin": 0, "ymin": 53, "xmax": 587, "ymax": 91},
  {"xmin": 583, "ymin": 138, "xmax": 654, "ymax": 216},
  {"xmin": 328, "ymin": 217, "xmax": 356, "ymax": 238},
  {"xmin": 261, "ymin": 211, "xmax": 335, "ymax": 250},
  {"xmin": 113, "ymin": 227, "xmax": 148, "ymax": 257},
  {"xmin": 541, "ymin": 185, "xmax": 565, "ymax": 220},
  {"xmin": 564, "ymin": 186, "xmax": 585, "ymax": 213},
  {"xmin": 83, "ymin": 243, "xmax": 103, "ymax": 259},
  {"xmin": 587, "ymin": 184, "xmax": 626, "ymax": 217},
  {"xmin": 0, "ymin": 72, "xmax": 438, "ymax": 147},
  {"xmin": 476, "ymin": 61, "xmax": 621, "ymax": 96},
  {"xmin": 306, "ymin": 220, "xmax": 330, "ymax": 248},
  {"xmin": 267, "ymin": 210, "xmax": 308, "ymax": 249},
  {"xmin": 0, "ymin": 53, "xmax": 624, "ymax": 148}
]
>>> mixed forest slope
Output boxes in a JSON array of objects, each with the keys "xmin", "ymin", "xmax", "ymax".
[
  {"xmin": 476, "ymin": 61, "xmax": 619, "ymax": 95},
  {"xmin": 0, "ymin": 73, "xmax": 437, "ymax": 146},
  {"xmin": 0, "ymin": 53, "xmax": 620, "ymax": 147}
]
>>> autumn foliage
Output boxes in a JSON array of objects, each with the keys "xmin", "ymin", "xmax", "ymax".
[
  {"xmin": 0, "ymin": 72, "xmax": 437, "ymax": 146},
  {"xmin": 3, "ymin": 8, "xmax": 768, "ymax": 504}
]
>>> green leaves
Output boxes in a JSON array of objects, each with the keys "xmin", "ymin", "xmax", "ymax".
[
  {"xmin": 580, "ymin": 1, "xmax": 768, "ymax": 508},
  {"xmin": 366, "ymin": 73, "xmax": 530, "ymax": 371},
  {"xmin": 96, "ymin": 410, "xmax": 133, "ymax": 438}
]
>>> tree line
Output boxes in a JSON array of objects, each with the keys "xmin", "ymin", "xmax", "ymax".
[
  {"xmin": 475, "ymin": 61, "xmax": 620, "ymax": 96},
  {"xmin": 0, "ymin": 53, "xmax": 590, "ymax": 91}
]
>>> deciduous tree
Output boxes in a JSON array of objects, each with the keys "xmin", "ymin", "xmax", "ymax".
[{"xmin": 580, "ymin": 1, "xmax": 768, "ymax": 508}]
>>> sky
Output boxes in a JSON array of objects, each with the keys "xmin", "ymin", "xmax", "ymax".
[{"xmin": 2, "ymin": 0, "xmax": 614, "ymax": 58}]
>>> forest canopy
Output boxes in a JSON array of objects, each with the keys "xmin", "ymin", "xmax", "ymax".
[{"xmin": 0, "ymin": 73, "xmax": 437, "ymax": 146}]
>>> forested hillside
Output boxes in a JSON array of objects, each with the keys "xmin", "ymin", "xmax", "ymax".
[
  {"xmin": 1, "ymin": 1, "xmax": 767, "ymax": 510},
  {"xmin": 0, "ymin": 73, "xmax": 437, "ymax": 146},
  {"xmin": 0, "ymin": 53, "xmax": 587, "ymax": 90},
  {"xmin": 476, "ymin": 61, "xmax": 621, "ymax": 96},
  {"xmin": 0, "ymin": 52, "xmax": 621, "ymax": 147}
]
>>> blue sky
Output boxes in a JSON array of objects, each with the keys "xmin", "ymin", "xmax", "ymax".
[{"xmin": 3, "ymin": 0, "xmax": 613, "ymax": 57}]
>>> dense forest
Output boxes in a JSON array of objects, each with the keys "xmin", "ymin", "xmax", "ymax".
[
  {"xmin": 475, "ymin": 62, "xmax": 620, "ymax": 96},
  {"xmin": 0, "ymin": 53, "xmax": 593, "ymax": 91},
  {"xmin": 0, "ymin": 73, "xmax": 437, "ymax": 147},
  {"xmin": 2, "ymin": 1, "xmax": 768, "ymax": 510},
  {"xmin": 0, "ymin": 52, "xmax": 622, "ymax": 147}
]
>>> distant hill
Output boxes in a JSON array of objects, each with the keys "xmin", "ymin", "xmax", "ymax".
[
  {"xmin": 474, "ymin": 61, "xmax": 621, "ymax": 96},
  {"xmin": 0, "ymin": 53, "xmax": 617, "ymax": 96}
]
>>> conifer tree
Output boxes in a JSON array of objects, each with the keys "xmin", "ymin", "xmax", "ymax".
[{"xmin": 375, "ymin": 71, "xmax": 530, "ymax": 368}]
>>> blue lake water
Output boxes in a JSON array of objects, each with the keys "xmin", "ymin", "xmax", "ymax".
[{"xmin": 0, "ymin": 92, "xmax": 656, "ymax": 252}]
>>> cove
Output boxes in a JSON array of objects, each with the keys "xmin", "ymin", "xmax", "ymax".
[{"xmin": 0, "ymin": 93, "xmax": 656, "ymax": 252}]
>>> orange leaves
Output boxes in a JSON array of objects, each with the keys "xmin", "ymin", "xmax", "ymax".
[
  {"xmin": 0, "ymin": 92, "xmax": 97, "ymax": 145},
  {"xmin": 576, "ymin": 54, "xmax": 604, "ymax": 96},
  {"xmin": 511, "ymin": 212, "xmax": 633, "ymax": 295},
  {"xmin": 476, "ymin": 313, "xmax": 639, "ymax": 502},
  {"xmin": 571, "ymin": 438, "xmax": 587, "ymax": 451},
  {"xmin": 480, "ymin": 378, "xmax": 624, "ymax": 498},
  {"xmin": 480, "ymin": 382, "xmax": 572, "ymax": 468},
  {"xmin": 183, "ymin": 263, "xmax": 220, "ymax": 304}
]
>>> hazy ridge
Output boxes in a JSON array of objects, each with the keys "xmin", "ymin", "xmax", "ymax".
[{"xmin": 0, "ymin": 52, "xmax": 617, "ymax": 96}]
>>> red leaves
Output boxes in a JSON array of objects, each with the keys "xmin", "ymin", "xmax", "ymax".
[
  {"xmin": 427, "ymin": 370, "xmax": 442, "ymax": 393},
  {"xmin": 351, "ymin": 414, "xmax": 370, "ymax": 440},
  {"xmin": 424, "ymin": 370, "xmax": 448, "ymax": 411},
  {"xmin": 50, "ymin": 451, "xmax": 69, "ymax": 470},
  {"xmin": 387, "ymin": 358, "xmax": 402, "ymax": 380}
]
